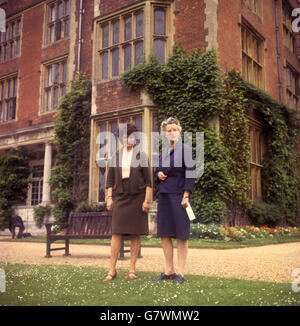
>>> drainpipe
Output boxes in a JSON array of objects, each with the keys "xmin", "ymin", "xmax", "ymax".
[
  {"xmin": 274, "ymin": 0, "xmax": 283, "ymax": 102},
  {"xmin": 77, "ymin": 0, "xmax": 84, "ymax": 72}
]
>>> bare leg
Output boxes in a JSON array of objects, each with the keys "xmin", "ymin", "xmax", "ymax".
[
  {"xmin": 161, "ymin": 237, "xmax": 175, "ymax": 275},
  {"xmin": 177, "ymin": 239, "xmax": 188, "ymax": 277},
  {"xmin": 105, "ymin": 234, "xmax": 122, "ymax": 280},
  {"xmin": 129, "ymin": 235, "xmax": 140, "ymax": 277}
]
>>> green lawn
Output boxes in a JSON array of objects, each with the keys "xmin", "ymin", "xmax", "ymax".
[
  {"xmin": 1, "ymin": 234, "xmax": 300, "ymax": 249},
  {"xmin": 0, "ymin": 263, "xmax": 299, "ymax": 306}
]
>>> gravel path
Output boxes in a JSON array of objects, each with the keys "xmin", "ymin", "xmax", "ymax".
[{"xmin": 0, "ymin": 239, "xmax": 299, "ymax": 283}]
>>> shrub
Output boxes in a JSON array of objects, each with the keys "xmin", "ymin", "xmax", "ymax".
[
  {"xmin": 75, "ymin": 201, "xmax": 106, "ymax": 212},
  {"xmin": 248, "ymin": 201, "xmax": 283, "ymax": 227},
  {"xmin": 33, "ymin": 205, "xmax": 52, "ymax": 228},
  {"xmin": 0, "ymin": 198, "xmax": 13, "ymax": 230},
  {"xmin": 0, "ymin": 147, "xmax": 32, "ymax": 229},
  {"xmin": 190, "ymin": 223, "xmax": 222, "ymax": 239}
]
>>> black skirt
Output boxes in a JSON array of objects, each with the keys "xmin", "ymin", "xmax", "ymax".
[{"xmin": 112, "ymin": 179, "xmax": 149, "ymax": 235}]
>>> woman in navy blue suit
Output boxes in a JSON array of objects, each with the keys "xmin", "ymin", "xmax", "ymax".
[{"xmin": 153, "ymin": 117, "xmax": 195, "ymax": 284}]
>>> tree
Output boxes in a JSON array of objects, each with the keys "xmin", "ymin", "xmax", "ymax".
[{"xmin": 0, "ymin": 147, "xmax": 32, "ymax": 229}]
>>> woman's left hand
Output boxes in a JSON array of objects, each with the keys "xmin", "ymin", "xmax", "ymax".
[
  {"xmin": 181, "ymin": 197, "xmax": 189, "ymax": 208},
  {"xmin": 142, "ymin": 201, "xmax": 150, "ymax": 213}
]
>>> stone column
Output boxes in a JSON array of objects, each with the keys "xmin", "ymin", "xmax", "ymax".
[{"xmin": 42, "ymin": 141, "xmax": 52, "ymax": 205}]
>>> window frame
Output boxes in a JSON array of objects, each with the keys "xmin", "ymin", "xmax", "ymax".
[
  {"xmin": 45, "ymin": 0, "xmax": 70, "ymax": 45},
  {"xmin": 248, "ymin": 118, "xmax": 266, "ymax": 202},
  {"xmin": 285, "ymin": 63, "xmax": 299, "ymax": 111},
  {"xmin": 152, "ymin": 5, "xmax": 169, "ymax": 64},
  {"xmin": 98, "ymin": 7, "xmax": 146, "ymax": 81},
  {"xmin": 0, "ymin": 73, "xmax": 18, "ymax": 124},
  {"xmin": 243, "ymin": 0, "xmax": 263, "ymax": 18},
  {"xmin": 282, "ymin": 0, "xmax": 296, "ymax": 54},
  {"xmin": 41, "ymin": 56, "xmax": 68, "ymax": 114},
  {"xmin": 0, "ymin": 17, "xmax": 22, "ymax": 63},
  {"xmin": 28, "ymin": 163, "xmax": 44, "ymax": 206},
  {"xmin": 241, "ymin": 21, "xmax": 265, "ymax": 89},
  {"xmin": 96, "ymin": 1, "xmax": 172, "ymax": 82}
]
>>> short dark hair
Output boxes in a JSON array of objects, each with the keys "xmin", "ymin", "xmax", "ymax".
[{"xmin": 118, "ymin": 123, "xmax": 138, "ymax": 142}]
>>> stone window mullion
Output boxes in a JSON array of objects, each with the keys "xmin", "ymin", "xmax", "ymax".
[
  {"xmin": 0, "ymin": 18, "xmax": 22, "ymax": 62},
  {"xmin": 43, "ymin": 58, "xmax": 68, "ymax": 113},
  {"xmin": 47, "ymin": 0, "xmax": 70, "ymax": 44},
  {"xmin": 98, "ymin": 4, "xmax": 150, "ymax": 81},
  {"xmin": 241, "ymin": 23, "xmax": 264, "ymax": 89},
  {"xmin": 0, "ymin": 76, "xmax": 18, "ymax": 123}
]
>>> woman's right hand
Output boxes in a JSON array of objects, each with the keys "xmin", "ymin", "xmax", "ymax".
[
  {"xmin": 107, "ymin": 197, "xmax": 113, "ymax": 211},
  {"xmin": 158, "ymin": 171, "xmax": 168, "ymax": 181}
]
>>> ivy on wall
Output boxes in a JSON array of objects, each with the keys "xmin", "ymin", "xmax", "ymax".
[
  {"xmin": 122, "ymin": 46, "xmax": 232, "ymax": 224},
  {"xmin": 49, "ymin": 73, "xmax": 92, "ymax": 223},
  {"xmin": 121, "ymin": 45, "xmax": 300, "ymax": 226},
  {"xmin": 221, "ymin": 71, "xmax": 252, "ymax": 225},
  {"xmin": 243, "ymin": 75, "xmax": 300, "ymax": 226}
]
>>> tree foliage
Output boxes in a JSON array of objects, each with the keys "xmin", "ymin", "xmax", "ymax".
[
  {"xmin": 49, "ymin": 73, "xmax": 91, "ymax": 223},
  {"xmin": 0, "ymin": 147, "xmax": 32, "ymax": 228}
]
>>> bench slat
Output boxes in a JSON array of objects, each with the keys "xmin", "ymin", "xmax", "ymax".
[
  {"xmin": 64, "ymin": 213, "xmax": 113, "ymax": 236},
  {"xmin": 45, "ymin": 211, "xmax": 135, "ymax": 260}
]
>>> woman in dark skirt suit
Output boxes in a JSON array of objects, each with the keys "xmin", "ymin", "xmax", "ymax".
[
  {"xmin": 104, "ymin": 123, "xmax": 152, "ymax": 281},
  {"xmin": 153, "ymin": 117, "xmax": 195, "ymax": 284}
]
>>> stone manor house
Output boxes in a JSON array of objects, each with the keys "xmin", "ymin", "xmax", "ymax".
[{"xmin": 0, "ymin": 0, "xmax": 299, "ymax": 235}]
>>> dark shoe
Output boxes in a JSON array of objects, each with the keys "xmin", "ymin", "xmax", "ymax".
[
  {"xmin": 152, "ymin": 272, "xmax": 176, "ymax": 281},
  {"xmin": 173, "ymin": 274, "xmax": 184, "ymax": 284}
]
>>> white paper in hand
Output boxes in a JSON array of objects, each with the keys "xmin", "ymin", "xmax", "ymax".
[{"xmin": 185, "ymin": 202, "xmax": 196, "ymax": 221}]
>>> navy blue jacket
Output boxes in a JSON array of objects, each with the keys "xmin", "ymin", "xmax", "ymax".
[
  {"xmin": 154, "ymin": 141, "xmax": 195, "ymax": 194},
  {"xmin": 9, "ymin": 215, "xmax": 25, "ymax": 232}
]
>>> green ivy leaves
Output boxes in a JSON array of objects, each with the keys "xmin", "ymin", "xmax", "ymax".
[
  {"xmin": 122, "ymin": 46, "xmax": 230, "ymax": 224},
  {"xmin": 49, "ymin": 74, "xmax": 92, "ymax": 223},
  {"xmin": 121, "ymin": 46, "xmax": 300, "ymax": 226}
]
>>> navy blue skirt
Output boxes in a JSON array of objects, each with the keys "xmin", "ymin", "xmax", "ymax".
[{"xmin": 157, "ymin": 193, "xmax": 190, "ymax": 240}]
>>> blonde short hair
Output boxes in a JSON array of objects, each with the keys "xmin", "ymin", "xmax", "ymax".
[{"xmin": 160, "ymin": 117, "xmax": 182, "ymax": 133}]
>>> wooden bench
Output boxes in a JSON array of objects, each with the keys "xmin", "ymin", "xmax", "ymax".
[{"xmin": 45, "ymin": 211, "xmax": 140, "ymax": 260}]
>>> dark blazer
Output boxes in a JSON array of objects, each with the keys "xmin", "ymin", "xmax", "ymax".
[
  {"xmin": 106, "ymin": 146, "xmax": 152, "ymax": 195},
  {"xmin": 154, "ymin": 141, "xmax": 195, "ymax": 194},
  {"xmin": 9, "ymin": 215, "xmax": 25, "ymax": 232}
]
